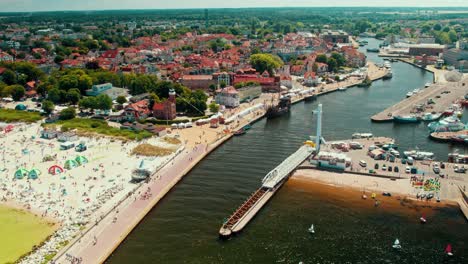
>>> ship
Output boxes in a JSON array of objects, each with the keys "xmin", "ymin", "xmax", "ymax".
[
  {"xmin": 421, "ymin": 112, "xmax": 442, "ymax": 122},
  {"xmin": 404, "ymin": 150, "xmax": 434, "ymax": 160},
  {"xmin": 393, "ymin": 115, "xmax": 420, "ymax": 123},
  {"xmin": 266, "ymin": 96, "xmax": 291, "ymax": 119},
  {"xmin": 428, "ymin": 116, "xmax": 466, "ymax": 132},
  {"xmin": 366, "ymin": 48, "xmax": 379, "ymax": 52},
  {"xmin": 383, "ymin": 70, "xmax": 393, "ymax": 79}
]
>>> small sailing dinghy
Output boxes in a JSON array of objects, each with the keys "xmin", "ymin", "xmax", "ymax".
[
  {"xmin": 445, "ymin": 244, "xmax": 453, "ymax": 256},
  {"xmin": 420, "ymin": 213, "xmax": 427, "ymax": 224},
  {"xmin": 392, "ymin": 239, "xmax": 402, "ymax": 249},
  {"xmin": 308, "ymin": 224, "xmax": 315, "ymax": 234}
]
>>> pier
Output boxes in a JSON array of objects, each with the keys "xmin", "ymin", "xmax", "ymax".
[
  {"xmin": 371, "ymin": 75, "xmax": 468, "ymax": 122},
  {"xmin": 219, "ymin": 145, "xmax": 314, "ymax": 237}
]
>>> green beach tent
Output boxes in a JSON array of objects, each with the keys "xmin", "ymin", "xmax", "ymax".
[
  {"xmin": 15, "ymin": 104, "xmax": 27, "ymax": 111},
  {"xmin": 64, "ymin": 159, "xmax": 79, "ymax": 170},
  {"xmin": 14, "ymin": 168, "xmax": 29, "ymax": 179},
  {"xmin": 28, "ymin": 168, "xmax": 41, "ymax": 180},
  {"xmin": 75, "ymin": 156, "xmax": 88, "ymax": 165}
]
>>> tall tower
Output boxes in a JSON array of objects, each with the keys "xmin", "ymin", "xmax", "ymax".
[
  {"xmin": 205, "ymin": 9, "xmax": 209, "ymax": 29},
  {"xmin": 168, "ymin": 89, "xmax": 176, "ymax": 103}
]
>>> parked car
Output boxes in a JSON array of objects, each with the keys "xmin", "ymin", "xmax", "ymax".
[
  {"xmin": 405, "ymin": 166, "xmax": 411, "ymax": 173},
  {"xmin": 388, "ymin": 166, "xmax": 393, "ymax": 172},
  {"xmin": 382, "ymin": 164, "xmax": 387, "ymax": 171},
  {"xmin": 359, "ymin": 160, "xmax": 367, "ymax": 167}
]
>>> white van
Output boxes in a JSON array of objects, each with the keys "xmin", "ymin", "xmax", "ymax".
[{"xmin": 359, "ymin": 160, "xmax": 367, "ymax": 167}]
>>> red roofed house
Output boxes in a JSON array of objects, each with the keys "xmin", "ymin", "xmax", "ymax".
[
  {"xmin": 152, "ymin": 89, "xmax": 177, "ymax": 120},
  {"xmin": 123, "ymin": 100, "xmax": 151, "ymax": 121},
  {"xmin": 233, "ymin": 70, "xmax": 281, "ymax": 93},
  {"xmin": 25, "ymin": 81, "xmax": 38, "ymax": 98},
  {"xmin": 304, "ymin": 72, "xmax": 319, "ymax": 86},
  {"xmin": 215, "ymin": 86, "xmax": 239, "ymax": 108},
  {"xmin": 180, "ymin": 75, "xmax": 216, "ymax": 91},
  {"xmin": 341, "ymin": 47, "xmax": 366, "ymax": 68}
]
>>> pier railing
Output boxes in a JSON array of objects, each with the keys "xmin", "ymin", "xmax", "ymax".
[{"xmin": 262, "ymin": 145, "xmax": 313, "ymax": 189}]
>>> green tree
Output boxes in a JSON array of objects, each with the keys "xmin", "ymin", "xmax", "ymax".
[
  {"xmin": 208, "ymin": 102, "xmax": 219, "ymax": 113},
  {"xmin": 66, "ymin": 89, "xmax": 81, "ymax": 105},
  {"xmin": 96, "ymin": 94, "xmax": 113, "ymax": 110},
  {"xmin": 2, "ymin": 69, "xmax": 17, "ymax": 85},
  {"xmin": 54, "ymin": 55, "xmax": 64, "ymax": 64},
  {"xmin": 116, "ymin": 95, "xmax": 127, "ymax": 105},
  {"xmin": 59, "ymin": 107, "xmax": 76, "ymax": 120},
  {"xmin": 41, "ymin": 100, "xmax": 55, "ymax": 114},
  {"xmin": 47, "ymin": 88, "xmax": 63, "ymax": 104},
  {"xmin": 316, "ymin": 54, "xmax": 328, "ymax": 64},
  {"xmin": 9, "ymin": 85, "xmax": 25, "ymax": 101},
  {"xmin": 79, "ymin": 97, "xmax": 97, "ymax": 109},
  {"xmin": 331, "ymin": 53, "xmax": 346, "ymax": 68},
  {"xmin": 433, "ymin": 24, "xmax": 442, "ymax": 31},
  {"xmin": 249, "ymin": 53, "xmax": 284, "ymax": 75},
  {"xmin": 448, "ymin": 30, "xmax": 458, "ymax": 42},
  {"xmin": 78, "ymin": 75, "xmax": 93, "ymax": 93},
  {"xmin": 327, "ymin": 58, "xmax": 338, "ymax": 72},
  {"xmin": 58, "ymin": 75, "xmax": 79, "ymax": 91}
]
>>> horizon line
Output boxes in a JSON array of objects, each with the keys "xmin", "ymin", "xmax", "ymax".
[{"xmin": 2, "ymin": 6, "xmax": 468, "ymax": 14}]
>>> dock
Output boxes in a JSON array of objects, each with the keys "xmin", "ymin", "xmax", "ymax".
[
  {"xmin": 430, "ymin": 130, "xmax": 468, "ymax": 143},
  {"xmin": 371, "ymin": 75, "xmax": 468, "ymax": 122},
  {"xmin": 219, "ymin": 145, "xmax": 314, "ymax": 237}
]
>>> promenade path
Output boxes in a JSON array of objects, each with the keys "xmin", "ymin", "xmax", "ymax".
[{"xmin": 54, "ymin": 144, "xmax": 208, "ymax": 264}]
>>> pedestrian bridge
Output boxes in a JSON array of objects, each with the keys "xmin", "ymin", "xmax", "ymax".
[{"xmin": 262, "ymin": 145, "xmax": 314, "ymax": 189}]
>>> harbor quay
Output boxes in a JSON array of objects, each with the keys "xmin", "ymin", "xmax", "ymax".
[
  {"xmin": 219, "ymin": 134, "xmax": 468, "ymax": 238},
  {"xmin": 371, "ymin": 75, "xmax": 468, "ymax": 122}
]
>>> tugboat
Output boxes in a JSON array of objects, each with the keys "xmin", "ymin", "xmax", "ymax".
[{"xmin": 266, "ymin": 96, "xmax": 291, "ymax": 119}]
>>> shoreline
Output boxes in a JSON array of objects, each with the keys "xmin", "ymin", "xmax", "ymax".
[{"xmin": 290, "ymin": 173, "xmax": 459, "ymax": 209}]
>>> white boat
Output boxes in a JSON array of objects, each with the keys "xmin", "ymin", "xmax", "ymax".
[
  {"xmin": 425, "ymin": 82, "xmax": 432, "ymax": 88},
  {"xmin": 338, "ymin": 87, "xmax": 347, "ymax": 91},
  {"xmin": 413, "ymin": 89, "xmax": 420, "ymax": 94},
  {"xmin": 352, "ymin": 133, "xmax": 373, "ymax": 139},
  {"xmin": 421, "ymin": 112, "xmax": 442, "ymax": 121},
  {"xmin": 406, "ymin": 92, "xmax": 414, "ymax": 98},
  {"xmin": 404, "ymin": 150, "xmax": 434, "ymax": 160},
  {"xmin": 428, "ymin": 116, "xmax": 466, "ymax": 132},
  {"xmin": 308, "ymin": 224, "xmax": 315, "ymax": 234},
  {"xmin": 393, "ymin": 239, "xmax": 402, "ymax": 249}
]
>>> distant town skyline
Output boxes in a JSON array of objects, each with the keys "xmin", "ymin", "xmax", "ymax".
[{"xmin": 1, "ymin": 0, "xmax": 468, "ymax": 12}]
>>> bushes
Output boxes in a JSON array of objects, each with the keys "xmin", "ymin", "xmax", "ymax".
[
  {"xmin": 0, "ymin": 109, "xmax": 43, "ymax": 123},
  {"xmin": 45, "ymin": 118, "xmax": 151, "ymax": 140}
]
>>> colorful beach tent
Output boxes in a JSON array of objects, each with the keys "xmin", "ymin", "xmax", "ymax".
[
  {"xmin": 14, "ymin": 168, "xmax": 29, "ymax": 179},
  {"xmin": 48, "ymin": 165, "xmax": 64, "ymax": 175},
  {"xmin": 64, "ymin": 159, "xmax": 79, "ymax": 170},
  {"xmin": 15, "ymin": 104, "xmax": 27, "ymax": 111},
  {"xmin": 28, "ymin": 168, "xmax": 41, "ymax": 179},
  {"xmin": 75, "ymin": 156, "xmax": 88, "ymax": 165}
]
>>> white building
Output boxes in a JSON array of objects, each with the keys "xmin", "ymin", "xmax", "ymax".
[{"xmin": 215, "ymin": 86, "xmax": 240, "ymax": 108}]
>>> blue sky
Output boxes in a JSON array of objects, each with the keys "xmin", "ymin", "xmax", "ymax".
[{"xmin": 1, "ymin": 0, "xmax": 467, "ymax": 12}]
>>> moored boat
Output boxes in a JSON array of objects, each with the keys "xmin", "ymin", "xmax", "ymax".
[
  {"xmin": 425, "ymin": 82, "xmax": 432, "ymax": 88},
  {"xmin": 367, "ymin": 48, "xmax": 379, "ymax": 52},
  {"xmin": 404, "ymin": 150, "xmax": 434, "ymax": 160},
  {"xmin": 428, "ymin": 116, "xmax": 466, "ymax": 132},
  {"xmin": 234, "ymin": 129, "xmax": 246, "ymax": 136},
  {"xmin": 421, "ymin": 112, "xmax": 442, "ymax": 122},
  {"xmin": 266, "ymin": 96, "xmax": 291, "ymax": 119},
  {"xmin": 338, "ymin": 87, "xmax": 347, "ymax": 91},
  {"xmin": 406, "ymin": 92, "xmax": 414, "ymax": 98},
  {"xmin": 394, "ymin": 115, "xmax": 420, "ymax": 123},
  {"xmin": 383, "ymin": 70, "xmax": 393, "ymax": 79}
]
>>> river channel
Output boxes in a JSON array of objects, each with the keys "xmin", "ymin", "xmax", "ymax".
[{"xmin": 108, "ymin": 38, "xmax": 467, "ymax": 264}]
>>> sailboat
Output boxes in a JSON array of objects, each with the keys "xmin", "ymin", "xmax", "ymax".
[
  {"xmin": 308, "ymin": 224, "xmax": 315, "ymax": 234},
  {"xmin": 445, "ymin": 244, "xmax": 453, "ymax": 256},
  {"xmin": 392, "ymin": 239, "xmax": 402, "ymax": 249},
  {"xmin": 420, "ymin": 213, "xmax": 427, "ymax": 224}
]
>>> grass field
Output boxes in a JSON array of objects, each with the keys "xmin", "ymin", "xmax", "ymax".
[
  {"xmin": 0, "ymin": 109, "xmax": 43, "ymax": 123},
  {"xmin": 0, "ymin": 205, "xmax": 58, "ymax": 264}
]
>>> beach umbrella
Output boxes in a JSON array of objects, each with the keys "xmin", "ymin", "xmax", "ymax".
[
  {"xmin": 75, "ymin": 156, "xmax": 88, "ymax": 165},
  {"xmin": 48, "ymin": 165, "xmax": 64, "ymax": 175},
  {"xmin": 64, "ymin": 159, "xmax": 79, "ymax": 170},
  {"xmin": 28, "ymin": 168, "xmax": 41, "ymax": 180},
  {"xmin": 14, "ymin": 168, "xmax": 29, "ymax": 179}
]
